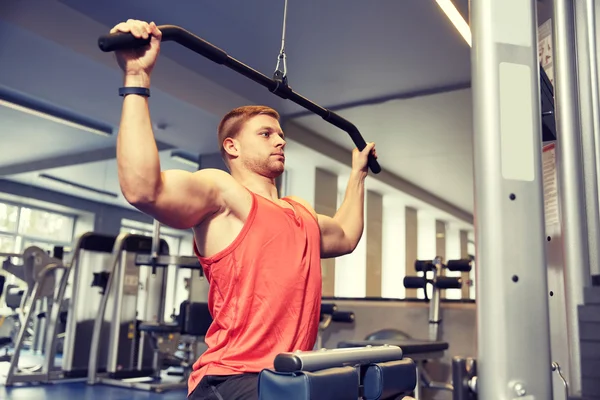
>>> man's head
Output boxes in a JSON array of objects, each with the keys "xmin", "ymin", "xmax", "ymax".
[{"xmin": 218, "ymin": 105, "xmax": 286, "ymax": 178}]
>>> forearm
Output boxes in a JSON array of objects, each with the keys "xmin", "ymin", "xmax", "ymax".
[
  {"xmin": 333, "ymin": 170, "xmax": 367, "ymax": 249},
  {"xmin": 117, "ymin": 74, "xmax": 161, "ymax": 203}
]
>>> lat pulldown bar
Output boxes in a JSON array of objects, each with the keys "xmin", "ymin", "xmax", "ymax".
[{"xmin": 97, "ymin": 25, "xmax": 381, "ymax": 174}]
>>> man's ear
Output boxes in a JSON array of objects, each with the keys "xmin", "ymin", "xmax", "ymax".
[{"xmin": 223, "ymin": 137, "xmax": 239, "ymax": 158}]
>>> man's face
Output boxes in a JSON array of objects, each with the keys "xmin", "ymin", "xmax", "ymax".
[{"xmin": 236, "ymin": 114, "xmax": 286, "ymax": 178}]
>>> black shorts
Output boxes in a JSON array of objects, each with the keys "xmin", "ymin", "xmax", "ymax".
[{"xmin": 189, "ymin": 373, "xmax": 259, "ymax": 400}]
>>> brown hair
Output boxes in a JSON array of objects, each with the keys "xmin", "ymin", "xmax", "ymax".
[{"xmin": 217, "ymin": 105, "xmax": 280, "ymax": 162}]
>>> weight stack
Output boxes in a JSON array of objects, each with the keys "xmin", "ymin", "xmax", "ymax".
[{"xmin": 579, "ymin": 283, "xmax": 600, "ymax": 399}]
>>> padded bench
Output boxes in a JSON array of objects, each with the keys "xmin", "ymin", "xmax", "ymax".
[
  {"xmin": 338, "ymin": 339, "xmax": 448, "ymax": 360},
  {"xmin": 258, "ymin": 345, "xmax": 417, "ymax": 400}
]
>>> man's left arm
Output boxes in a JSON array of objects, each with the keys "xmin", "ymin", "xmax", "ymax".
[{"xmin": 318, "ymin": 143, "xmax": 376, "ymax": 258}]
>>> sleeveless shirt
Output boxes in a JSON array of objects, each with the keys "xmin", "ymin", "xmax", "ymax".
[{"xmin": 188, "ymin": 190, "xmax": 322, "ymax": 395}]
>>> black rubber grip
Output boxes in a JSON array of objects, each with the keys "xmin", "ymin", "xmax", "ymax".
[
  {"xmin": 414, "ymin": 260, "xmax": 435, "ymax": 272},
  {"xmin": 446, "ymin": 259, "xmax": 472, "ymax": 272},
  {"xmin": 324, "ymin": 112, "xmax": 380, "ymax": 174},
  {"xmin": 98, "ymin": 25, "xmax": 228, "ymax": 65},
  {"xmin": 435, "ymin": 277, "xmax": 462, "ymax": 289},
  {"xmin": 403, "ymin": 276, "xmax": 427, "ymax": 289},
  {"xmin": 331, "ymin": 311, "xmax": 355, "ymax": 323},
  {"xmin": 320, "ymin": 303, "xmax": 337, "ymax": 315},
  {"xmin": 97, "ymin": 33, "xmax": 151, "ymax": 52}
]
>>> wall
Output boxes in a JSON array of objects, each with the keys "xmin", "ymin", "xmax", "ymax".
[{"xmin": 314, "ymin": 168, "xmax": 338, "ymax": 296}]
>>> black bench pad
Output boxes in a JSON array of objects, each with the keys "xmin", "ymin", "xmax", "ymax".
[{"xmin": 338, "ymin": 339, "xmax": 448, "ymax": 355}]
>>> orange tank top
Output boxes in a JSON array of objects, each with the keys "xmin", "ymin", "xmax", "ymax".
[{"xmin": 188, "ymin": 191, "xmax": 322, "ymax": 395}]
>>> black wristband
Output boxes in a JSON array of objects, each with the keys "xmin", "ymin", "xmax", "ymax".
[{"xmin": 119, "ymin": 87, "xmax": 150, "ymax": 97}]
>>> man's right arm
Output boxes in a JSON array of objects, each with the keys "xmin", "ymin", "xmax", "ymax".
[{"xmin": 117, "ymin": 76, "xmax": 230, "ymax": 229}]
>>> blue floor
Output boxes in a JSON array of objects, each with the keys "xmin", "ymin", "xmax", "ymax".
[{"xmin": 0, "ymin": 382, "xmax": 188, "ymax": 399}]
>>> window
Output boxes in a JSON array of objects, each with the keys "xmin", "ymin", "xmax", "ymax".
[
  {"xmin": 18, "ymin": 207, "xmax": 74, "ymax": 243},
  {"xmin": 0, "ymin": 234, "xmax": 16, "ymax": 253},
  {"xmin": 0, "ymin": 201, "xmax": 75, "ymax": 255},
  {"xmin": 0, "ymin": 203, "xmax": 18, "ymax": 233}
]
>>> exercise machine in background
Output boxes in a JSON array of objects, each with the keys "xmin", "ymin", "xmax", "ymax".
[
  {"xmin": 337, "ymin": 257, "xmax": 471, "ymax": 399},
  {"xmin": 0, "ymin": 245, "xmax": 68, "ymax": 385},
  {"xmin": 86, "ymin": 220, "xmax": 209, "ymax": 393},
  {"xmin": 317, "ymin": 303, "xmax": 355, "ymax": 350}
]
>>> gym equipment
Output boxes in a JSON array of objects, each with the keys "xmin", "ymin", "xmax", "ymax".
[
  {"xmin": 258, "ymin": 345, "xmax": 417, "ymax": 400},
  {"xmin": 0, "ymin": 235, "xmax": 119, "ymax": 385},
  {"xmin": 96, "ymin": 24, "xmax": 381, "ymax": 175},
  {"xmin": 404, "ymin": 258, "xmax": 472, "ymax": 342},
  {"xmin": 338, "ymin": 258, "xmax": 470, "ymax": 399},
  {"xmin": 170, "ymin": 300, "xmax": 213, "ymax": 379},
  {"xmin": 87, "ymin": 221, "xmax": 205, "ymax": 392},
  {"xmin": 61, "ymin": 232, "xmax": 119, "ymax": 378},
  {"xmin": 0, "ymin": 246, "xmax": 67, "ymax": 385},
  {"xmin": 317, "ymin": 302, "xmax": 355, "ymax": 349},
  {"xmin": 453, "ymin": 0, "xmax": 588, "ymax": 397}
]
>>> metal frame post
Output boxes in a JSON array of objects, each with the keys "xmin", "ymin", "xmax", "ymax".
[
  {"xmin": 575, "ymin": 0, "xmax": 600, "ymax": 278},
  {"xmin": 591, "ymin": 0, "xmax": 600, "ymax": 219},
  {"xmin": 553, "ymin": 0, "xmax": 593, "ymax": 394},
  {"xmin": 471, "ymin": 0, "xmax": 553, "ymax": 398}
]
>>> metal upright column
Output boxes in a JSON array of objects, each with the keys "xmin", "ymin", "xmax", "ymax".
[
  {"xmin": 471, "ymin": 0, "xmax": 553, "ymax": 398},
  {"xmin": 575, "ymin": 0, "xmax": 600, "ymax": 278},
  {"xmin": 554, "ymin": 0, "xmax": 593, "ymax": 394},
  {"xmin": 592, "ymin": 0, "xmax": 600, "ymax": 221}
]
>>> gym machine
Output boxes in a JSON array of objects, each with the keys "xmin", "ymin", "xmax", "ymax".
[
  {"xmin": 344, "ymin": 0, "xmax": 598, "ymax": 396},
  {"xmin": 86, "ymin": 221, "xmax": 207, "ymax": 393},
  {"xmin": 257, "ymin": 345, "xmax": 417, "ymax": 400},
  {"xmin": 97, "ymin": 24, "xmax": 380, "ymax": 175},
  {"xmin": 337, "ymin": 258, "xmax": 470, "ymax": 399},
  {"xmin": 0, "ymin": 234, "xmax": 121, "ymax": 385},
  {"xmin": 61, "ymin": 232, "xmax": 120, "ymax": 378},
  {"xmin": 0, "ymin": 245, "xmax": 67, "ymax": 385},
  {"xmin": 403, "ymin": 258, "xmax": 472, "ymax": 343},
  {"xmin": 451, "ymin": 0, "xmax": 593, "ymax": 398},
  {"xmin": 317, "ymin": 302, "xmax": 355, "ymax": 349},
  {"xmin": 94, "ymin": 0, "xmax": 600, "ymax": 396}
]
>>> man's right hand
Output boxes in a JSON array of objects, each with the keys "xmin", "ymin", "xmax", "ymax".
[{"xmin": 110, "ymin": 19, "xmax": 162, "ymax": 86}]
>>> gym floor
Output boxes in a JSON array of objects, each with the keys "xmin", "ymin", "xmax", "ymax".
[
  {"xmin": 0, "ymin": 352, "xmax": 189, "ymax": 399},
  {"xmin": 0, "ymin": 382, "xmax": 187, "ymax": 399}
]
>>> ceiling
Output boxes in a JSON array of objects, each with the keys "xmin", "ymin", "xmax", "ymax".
[{"xmin": 0, "ymin": 0, "xmax": 480, "ymax": 228}]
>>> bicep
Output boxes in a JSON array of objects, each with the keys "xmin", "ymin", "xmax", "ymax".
[
  {"xmin": 317, "ymin": 214, "xmax": 352, "ymax": 258},
  {"xmin": 137, "ymin": 169, "xmax": 226, "ymax": 229}
]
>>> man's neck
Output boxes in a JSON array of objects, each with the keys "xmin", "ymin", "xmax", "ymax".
[{"xmin": 232, "ymin": 170, "xmax": 279, "ymax": 201}]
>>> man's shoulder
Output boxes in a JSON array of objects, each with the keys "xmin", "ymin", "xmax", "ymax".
[
  {"xmin": 286, "ymin": 196, "xmax": 318, "ymax": 218},
  {"xmin": 192, "ymin": 168, "xmax": 232, "ymax": 181},
  {"xmin": 192, "ymin": 168, "xmax": 252, "ymax": 214},
  {"xmin": 194, "ymin": 169, "xmax": 243, "ymax": 193}
]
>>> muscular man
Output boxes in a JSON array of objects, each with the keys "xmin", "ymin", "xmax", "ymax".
[{"xmin": 111, "ymin": 20, "xmax": 377, "ymax": 400}]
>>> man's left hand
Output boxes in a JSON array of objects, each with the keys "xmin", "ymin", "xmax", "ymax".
[{"xmin": 352, "ymin": 142, "xmax": 377, "ymax": 176}]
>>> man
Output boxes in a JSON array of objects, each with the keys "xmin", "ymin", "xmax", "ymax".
[{"xmin": 111, "ymin": 19, "xmax": 377, "ymax": 400}]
